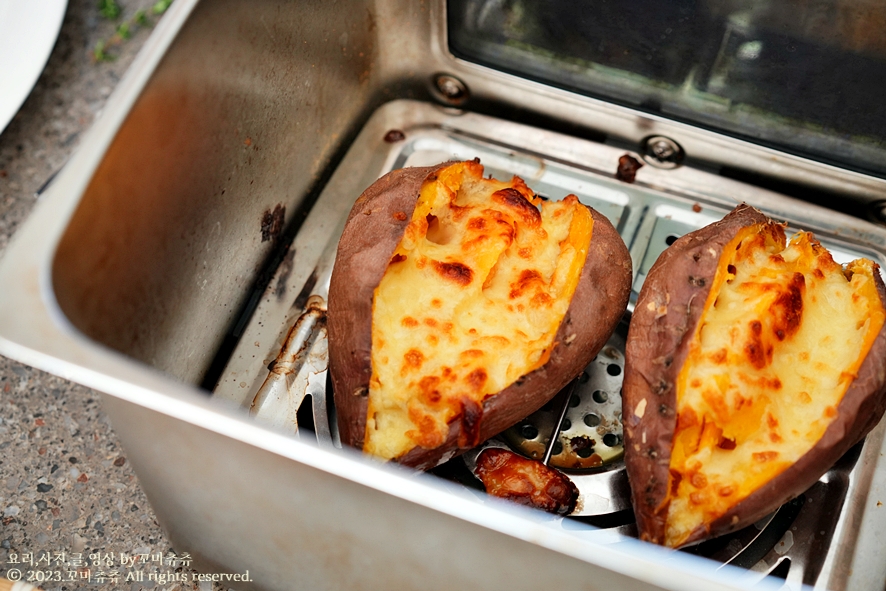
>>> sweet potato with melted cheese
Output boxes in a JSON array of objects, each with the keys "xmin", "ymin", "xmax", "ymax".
[
  {"xmin": 623, "ymin": 204, "xmax": 886, "ymax": 547},
  {"xmin": 328, "ymin": 161, "xmax": 632, "ymax": 469}
]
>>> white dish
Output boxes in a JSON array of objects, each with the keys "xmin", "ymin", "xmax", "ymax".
[{"xmin": 0, "ymin": 0, "xmax": 68, "ymax": 135}]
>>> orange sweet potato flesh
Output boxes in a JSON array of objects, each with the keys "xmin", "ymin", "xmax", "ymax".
[{"xmin": 623, "ymin": 204, "xmax": 886, "ymax": 547}]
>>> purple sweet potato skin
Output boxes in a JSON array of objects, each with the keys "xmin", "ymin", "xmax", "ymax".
[
  {"xmin": 623, "ymin": 203, "xmax": 886, "ymax": 546},
  {"xmin": 327, "ymin": 163, "xmax": 632, "ymax": 470}
]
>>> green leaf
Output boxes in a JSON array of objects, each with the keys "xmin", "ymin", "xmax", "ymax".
[
  {"xmin": 98, "ymin": 0, "xmax": 122, "ymax": 19},
  {"xmin": 134, "ymin": 9, "xmax": 148, "ymax": 25},
  {"xmin": 116, "ymin": 21, "xmax": 131, "ymax": 39},
  {"xmin": 152, "ymin": 0, "xmax": 173, "ymax": 14},
  {"xmin": 93, "ymin": 39, "xmax": 116, "ymax": 62}
]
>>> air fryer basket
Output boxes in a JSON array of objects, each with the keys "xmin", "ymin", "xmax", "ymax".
[
  {"xmin": 216, "ymin": 100, "xmax": 886, "ymax": 591},
  {"xmin": 1, "ymin": 1, "xmax": 885, "ymax": 590}
]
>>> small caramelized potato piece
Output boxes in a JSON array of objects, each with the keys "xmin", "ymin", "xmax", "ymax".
[{"xmin": 476, "ymin": 447, "xmax": 579, "ymax": 515}]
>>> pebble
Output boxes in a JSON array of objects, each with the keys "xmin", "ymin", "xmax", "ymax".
[
  {"xmin": 4, "ymin": 505, "xmax": 20, "ymax": 517},
  {"xmin": 72, "ymin": 533, "xmax": 88, "ymax": 554}
]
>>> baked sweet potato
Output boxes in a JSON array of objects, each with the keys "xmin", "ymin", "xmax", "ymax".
[
  {"xmin": 327, "ymin": 160, "xmax": 632, "ymax": 469},
  {"xmin": 623, "ymin": 204, "xmax": 886, "ymax": 547}
]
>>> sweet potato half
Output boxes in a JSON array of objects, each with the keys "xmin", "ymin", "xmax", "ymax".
[
  {"xmin": 327, "ymin": 161, "xmax": 632, "ymax": 469},
  {"xmin": 623, "ymin": 204, "xmax": 886, "ymax": 547}
]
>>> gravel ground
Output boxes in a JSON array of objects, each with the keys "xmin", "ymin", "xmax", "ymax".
[{"xmin": 0, "ymin": 2, "xmax": 233, "ymax": 589}]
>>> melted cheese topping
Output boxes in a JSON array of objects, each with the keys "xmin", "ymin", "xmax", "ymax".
[
  {"xmin": 664, "ymin": 222, "xmax": 885, "ymax": 547},
  {"xmin": 364, "ymin": 161, "xmax": 592, "ymax": 461}
]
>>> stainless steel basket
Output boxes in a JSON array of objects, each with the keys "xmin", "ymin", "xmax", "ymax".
[{"xmin": 1, "ymin": 1, "xmax": 884, "ymax": 590}]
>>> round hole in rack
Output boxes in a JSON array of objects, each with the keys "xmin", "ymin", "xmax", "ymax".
[
  {"xmin": 575, "ymin": 446, "xmax": 594, "ymax": 458},
  {"xmin": 552, "ymin": 441, "xmax": 563, "ymax": 456},
  {"xmin": 603, "ymin": 433, "xmax": 619, "ymax": 447},
  {"xmin": 560, "ymin": 419, "xmax": 572, "ymax": 432},
  {"xmin": 584, "ymin": 413, "xmax": 601, "ymax": 427},
  {"xmin": 569, "ymin": 394, "xmax": 581, "ymax": 407},
  {"xmin": 665, "ymin": 234, "xmax": 679, "ymax": 246},
  {"xmin": 592, "ymin": 390, "xmax": 608, "ymax": 404},
  {"xmin": 579, "ymin": 371, "xmax": 590, "ymax": 383},
  {"xmin": 607, "ymin": 364, "xmax": 622, "ymax": 377},
  {"xmin": 519, "ymin": 424, "xmax": 539, "ymax": 440}
]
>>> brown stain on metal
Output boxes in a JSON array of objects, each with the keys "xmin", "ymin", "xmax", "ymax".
[
  {"xmin": 261, "ymin": 204, "xmax": 286, "ymax": 242},
  {"xmin": 274, "ymin": 249, "xmax": 296, "ymax": 301},
  {"xmin": 616, "ymin": 154, "xmax": 644, "ymax": 183},
  {"xmin": 384, "ymin": 129, "xmax": 406, "ymax": 143}
]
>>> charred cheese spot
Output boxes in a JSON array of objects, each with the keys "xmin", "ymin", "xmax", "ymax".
[
  {"xmin": 405, "ymin": 408, "xmax": 445, "ymax": 449},
  {"xmin": 690, "ymin": 472, "xmax": 707, "ymax": 488},
  {"xmin": 419, "ymin": 376, "xmax": 442, "ymax": 404},
  {"xmin": 467, "ymin": 217, "xmax": 487, "ymax": 231},
  {"xmin": 771, "ymin": 273, "xmax": 804, "ymax": 341},
  {"xmin": 510, "ymin": 269, "xmax": 544, "ymax": 299},
  {"xmin": 433, "ymin": 261, "xmax": 473, "ymax": 285},
  {"xmin": 664, "ymin": 222, "xmax": 885, "ymax": 548},
  {"xmin": 492, "ymin": 187, "xmax": 542, "ymax": 227},
  {"xmin": 465, "ymin": 368, "xmax": 488, "ymax": 391},
  {"xmin": 365, "ymin": 161, "xmax": 592, "ymax": 461},
  {"xmin": 402, "ymin": 349, "xmax": 424, "ymax": 371},
  {"xmin": 531, "ymin": 293, "xmax": 554, "ymax": 308}
]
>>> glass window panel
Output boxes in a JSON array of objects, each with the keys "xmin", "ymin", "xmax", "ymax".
[{"xmin": 448, "ymin": 0, "xmax": 886, "ymax": 177}]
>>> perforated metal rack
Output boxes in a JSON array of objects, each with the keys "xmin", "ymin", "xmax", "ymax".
[{"xmin": 214, "ymin": 100, "xmax": 886, "ymax": 591}]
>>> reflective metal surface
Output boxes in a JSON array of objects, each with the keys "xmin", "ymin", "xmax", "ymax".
[
  {"xmin": 0, "ymin": 1, "xmax": 885, "ymax": 590},
  {"xmin": 217, "ymin": 100, "xmax": 886, "ymax": 591}
]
